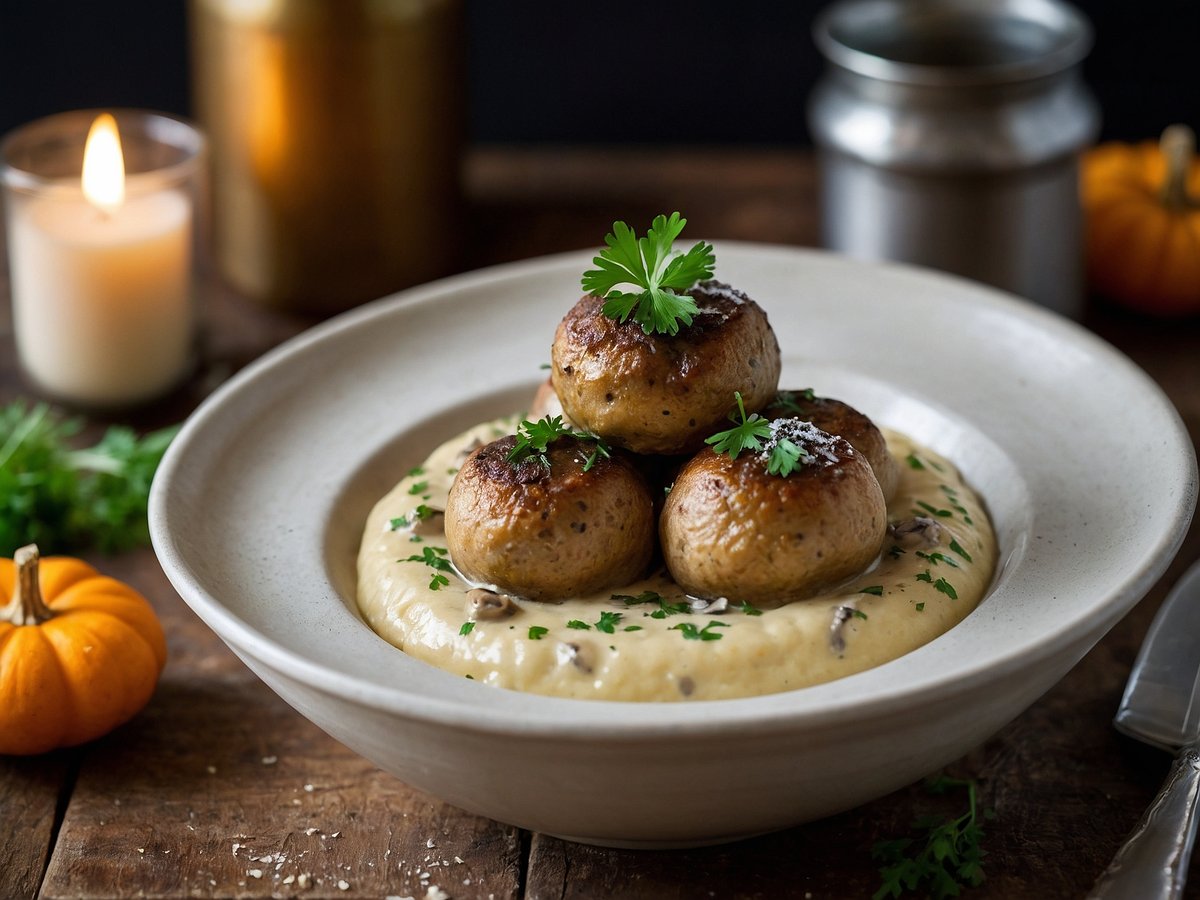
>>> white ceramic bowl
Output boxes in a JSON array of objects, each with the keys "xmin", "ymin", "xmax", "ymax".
[{"xmin": 150, "ymin": 245, "xmax": 1196, "ymax": 847}]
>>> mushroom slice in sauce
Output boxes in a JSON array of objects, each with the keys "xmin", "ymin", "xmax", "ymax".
[
  {"xmin": 465, "ymin": 588, "xmax": 517, "ymax": 621},
  {"xmin": 888, "ymin": 516, "xmax": 943, "ymax": 548}
]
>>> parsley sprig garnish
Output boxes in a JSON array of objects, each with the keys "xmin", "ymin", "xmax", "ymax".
[
  {"xmin": 581, "ymin": 212, "xmax": 715, "ymax": 336},
  {"xmin": 705, "ymin": 392, "xmax": 770, "ymax": 458},
  {"xmin": 706, "ymin": 393, "xmax": 809, "ymax": 477},
  {"xmin": 506, "ymin": 415, "xmax": 611, "ymax": 472},
  {"xmin": 872, "ymin": 776, "xmax": 990, "ymax": 900}
]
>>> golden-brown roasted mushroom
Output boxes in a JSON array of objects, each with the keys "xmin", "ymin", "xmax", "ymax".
[
  {"xmin": 551, "ymin": 281, "xmax": 781, "ymax": 455},
  {"xmin": 660, "ymin": 420, "xmax": 887, "ymax": 603},
  {"xmin": 764, "ymin": 391, "xmax": 899, "ymax": 501},
  {"xmin": 445, "ymin": 435, "xmax": 655, "ymax": 602}
]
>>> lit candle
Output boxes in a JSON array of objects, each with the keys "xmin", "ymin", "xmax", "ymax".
[{"xmin": 2, "ymin": 110, "xmax": 203, "ymax": 408}]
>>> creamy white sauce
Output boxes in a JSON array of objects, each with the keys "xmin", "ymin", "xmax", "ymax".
[{"xmin": 357, "ymin": 418, "xmax": 997, "ymax": 702}]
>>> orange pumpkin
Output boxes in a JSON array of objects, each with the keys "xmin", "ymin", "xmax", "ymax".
[
  {"xmin": 1082, "ymin": 124, "xmax": 1200, "ymax": 315},
  {"xmin": 0, "ymin": 545, "xmax": 167, "ymax": 755}
]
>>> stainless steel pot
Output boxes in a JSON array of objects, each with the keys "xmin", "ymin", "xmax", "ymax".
[{"xmin": 809, "ymin": 0, "xmax": 1099, "ymax": 317}]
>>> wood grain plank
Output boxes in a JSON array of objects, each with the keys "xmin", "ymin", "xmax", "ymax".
[
  {"xmin": 39, "ymin": 563, "xmax": 524, "ymax": 900},
  {"xmin": 0, "ymin": 752, "xmax": 72, "ymax": 899}
]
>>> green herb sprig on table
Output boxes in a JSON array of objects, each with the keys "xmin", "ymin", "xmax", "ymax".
[
  {"xmin": 0, "ymin": 401, "xmax": 178, "ymax": 556},
  {"xmin": 872, "ymin": 775, "xmax": 991, "ymax": 900},
  {"xmin": 581, "ymin": 212, "xmax": 715, "ymax": 336}
]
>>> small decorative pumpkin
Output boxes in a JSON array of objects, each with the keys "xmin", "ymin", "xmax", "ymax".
[
  {"xmin": 0, "ymin": 545, "xmax": 167, "ymax": 755},
  {"xmin": 1082, "ymin": 124, "xmax": 1200, "ymax": 315}
]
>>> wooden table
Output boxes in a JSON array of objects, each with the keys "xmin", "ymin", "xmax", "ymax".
[{"xmin": 2, "ymin": 148, "xmax": 1198, "ymax": 900}]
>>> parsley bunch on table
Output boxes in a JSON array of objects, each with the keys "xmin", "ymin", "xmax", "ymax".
[
  {"xmin": 872, "ymin": 775, "xmax": 992, "ymax": 900},
  {"xmin": 0, "ymin": 401, "xmax": 178, "ymax": 555}
]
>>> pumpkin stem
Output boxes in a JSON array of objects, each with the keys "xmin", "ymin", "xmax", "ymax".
[
  {"xmin": 0, "ymin": 544, "xmax": 56, "ymax": 626},
  {"xmin": 1160, "ymin": 124, "xmax": 1195, "ymax": 210}
]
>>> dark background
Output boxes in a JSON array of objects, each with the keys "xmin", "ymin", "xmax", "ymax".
[{"xmin": 0, "ymin": 1, "xmax": 1196, "ymax": 145}]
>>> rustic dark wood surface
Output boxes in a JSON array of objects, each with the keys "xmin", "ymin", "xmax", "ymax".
[{"xmin": 1, "ymin": 147, "xmax": 1198, "ymax": 899}]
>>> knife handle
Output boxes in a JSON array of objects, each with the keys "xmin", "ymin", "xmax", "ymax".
[{"xmin": 1088, "ymin": 746, "xmax": 1200, "ymax": 900}]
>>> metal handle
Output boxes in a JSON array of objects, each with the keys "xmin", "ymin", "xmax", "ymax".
[{"xmin": 1089, "ymin": 747, "xmax": 1200, "ymax": 899}]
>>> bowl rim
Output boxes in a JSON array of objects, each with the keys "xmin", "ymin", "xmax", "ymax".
[{"xmin": 150, "ymin": 244, "xmax": 1198, "ymax": 740}]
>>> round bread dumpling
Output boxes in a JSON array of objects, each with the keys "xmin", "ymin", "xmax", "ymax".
[
  {"xmin": 660, "ymin": 420, "xmax": 887, "ymax": 603},
  {"xmin": 551, "ymin": 281, "xmax": 781, "ymax": 455},
  {"xmin": 764, "ymin": 390, "xmax": 899, "ymax": 501},
  {"xmin": 445, "ymin": 434, "xmax": 655, "ymax": 602}
]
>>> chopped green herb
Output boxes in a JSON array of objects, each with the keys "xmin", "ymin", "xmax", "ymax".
[
  {"xmin": 915, "ymin": 602, "xmax": 926, "ymax": 612},
  {"xmin": 402, "ymin": 545, "xmax": 453, "ymax": 590},
  {"xmin": 872, "ymin": 776, "xmax": 990, "ymax": 900},
  {"xmin": 614, "ymin": 590, "xmax": 664, "ymax": 605},
  {"xmin": 736, "ymin": 600, "xmax": 764, "ymax": 616},
  {"xmin": 949, "ymin": 539, "xmax": 973, "ymax": 563},
  {"xmin": 771, "ymin": 388, "xmax": 816, "ymax": 415},
  {"xmin": 915, "ymin": 570, "xmax": 958, "ymax": 600},
  {"xmin": 528, "ymin": 625, "xmax": 549, "ymax": 640},
  {"xmin": 915, "ymin": 551, "xmax": 960, "ymax": 569},
  {"xmin": 672, "ymin": 621, "xmax": 730, "ymax": 641},
  {"xmin": 407, "ymin": 480, "xmax": 429, "ymax": 496},
  {"xmin": 617, "ymin": 591, "xmax": 691, "ymax": 618},
  {"xmin": 860, "ymin": 585, "xmax": 884, "ymax": 596},
  {"xmin": 566, "ymin": 619, "xmax": 591, "ymax": 630},
  {"xmin": 623, "ymin": 625, "xmax": 644, "ymax": 632},
  {"xmin": 459, "ymin": 622, "xmax": 475, "ymax": 636},
  {"xmin": 389, "ymin": 504, "xmax": 437, "ymax": 531},
  {"xmin": 888, "ymin": 544, "xmax": 906, "ymax": 560},
  {"xmin": 852, "ymin": 609, "xmax": 869, "ymax": 620},
  {"xmin": 916, "ymin": 501, "xmax": 954, "ymax": 518},
  {"xmin": 409, "ymin": 535, "xmax": 423, "ymax": 543},
  {"xmin": 905, "ymin": 452, "xmax": 926, "ymax": 471},
  {"xmin": 705, "ymin": 392, "xmax": 771, "ymax": 459},
  {"xmin": 594, "ymin": 611, "xmax": 623, "ymax": 634},
  {"xmin": 581, "ymin": 212, "xmax": 715, "ymax": 336},
  {"xmin": 465, "ymin": 674, "xmax": 474, "ymax": 680},
  {"xmin": 407, "ymin": 465, "xmax": 426, "ymax": 477}
]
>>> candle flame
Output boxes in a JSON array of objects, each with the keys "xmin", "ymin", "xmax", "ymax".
[{"xmin": 82, "ymin": 113, "xmax": 125, "ymax": 214}]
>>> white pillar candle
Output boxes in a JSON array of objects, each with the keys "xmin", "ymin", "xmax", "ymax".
[
  {"xmin": 2, "ymin": 111, "xmax": 200, "ymax": 408},
  {"xmin": 9, "ymin": 187, "xmax": 192, "ymax": 406}
]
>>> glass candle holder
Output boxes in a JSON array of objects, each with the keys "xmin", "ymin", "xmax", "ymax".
[
  {"xmin": 190, "ymin": 0, "xmax": 464, "ymax": 314},
  {"xmin": 2, "ymin": 109, "xmax": 205, "ymax": 409}
]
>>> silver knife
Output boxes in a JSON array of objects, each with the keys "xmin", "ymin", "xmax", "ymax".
[{"xmin": 1090, "ymin": 559, "xmax": 1200, "ymax": 900}]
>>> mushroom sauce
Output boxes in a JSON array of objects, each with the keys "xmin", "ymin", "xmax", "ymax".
[{"xmin": 356, "ymin": 418, "xmax": 997, "ymax": 702}]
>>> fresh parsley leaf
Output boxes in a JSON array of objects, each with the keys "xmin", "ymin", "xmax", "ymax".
[
  {"xmin": 581, "ymin": 212, "xmax": 715, "ymax": 336},
  {"xmin": 389, "ymin": 504, "xmax": 437, "ymax": 531},
  {"xmin": 860, "ymin": 585, "xmax": 884, "ymax": 596},
  {"xmin": 766, "ymin": 437, "xmax": 806, "ymax": 477},
  {"xmin": 0, "ymin": 401, "xmax": 178, "ymax": 555},
  {"xmin": 407, "ymin": 480, "xmax": 429, "ymax": 495},
  {"xmin": 507, "ymin": 415, "xmax": 611, "ymax": 472},
  {"xmin": 402, "ymin": 545, "xmax": 453, "ymax": 589},
  {"xmin": 705, "ymin": 392, "xmax": 771, "ymax": 459},
  {"xmin": 915, "ymin": 551, "xmax": 959, "ymax": 568},
  {"xmin": 915, "ymin": 602, "xmax": 926, "ymax": 612},
  {"xmin": 872, "ymin": 776, "xmax": 989, "ymax": 900},
  {"xmin": 459, "ymin": 622, "xmax": 475, "ymax": 636},
  {"xmin": 594, "ymin": 611, "xmax": 623, "ymax": 634},
  {"xmin": 566, "ymin": 619, "xmax": 591, "ymax": 630},
  {"xmin": 905, "ymin": 453, "xmax": 926, "ymax": 471},
  {"xmin": 914, "ymin": 570, "xmax": 958, "ymax": 600},
  {"xmin": 916, "ymin": 501, "xmax": 954, "ymax": 518},
  {"xmin": 672, "ymin": 621, "xmax": 729, "ymax": 641},
  {"xmin": 949, "ymin": 539, "xmax": 973, "ymax": 563},
  {"xmin": 772, "ymin": 388, "xmax": 817, "ymax": 415},
  {"xmin": 736, "ymin": 600, "xmax": 763, "ymax": 616},
  {"xmin": 623, "ymin": 625, "xmax": 643, "ymax": 632},
  {"xmin": 528, "ymin": 625, "xmax": 549, "ymax": 640}
]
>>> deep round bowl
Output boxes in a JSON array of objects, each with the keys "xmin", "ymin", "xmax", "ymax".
[{"xmin": 150, "ymin": 245, "xmax": 1196, "ymax": 847}]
